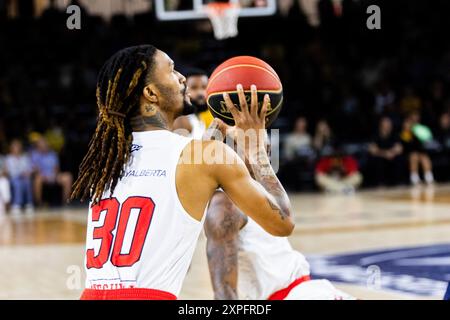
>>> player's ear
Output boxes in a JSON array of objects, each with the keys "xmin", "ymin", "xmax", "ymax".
[
  {"xmin": 140, "ymin": 84, "xmax": 159, "ymax": 117},
  {"xmin": 142, "ymin": 84, "xmax": 158, "ymax": 104}
]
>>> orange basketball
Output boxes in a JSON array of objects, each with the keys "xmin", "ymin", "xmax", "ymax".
[{"xmin": 206, "ymin": 56, "xmax": 283, "ymax": 126}]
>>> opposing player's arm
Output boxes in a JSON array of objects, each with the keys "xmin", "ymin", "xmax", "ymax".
[
  {"xmin": 173, "ymin": 115, "xmax": 193, "ymax": 136},
  {"xmin": 204, "ymin": 191, "xmax": 247, "ymax": 300}
]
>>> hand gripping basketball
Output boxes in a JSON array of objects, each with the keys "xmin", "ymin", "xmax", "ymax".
[
  {"xmin": 206, "ymin": 56, "xmax": 283, "ymax": 127},
  {"xmin": 222, "ymin": 84, "xmax": 270, "ymax": 132}
]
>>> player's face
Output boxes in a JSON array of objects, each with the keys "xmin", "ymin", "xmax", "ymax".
[
  {"xmin": 149, "ymin": 50, "xmax": 190, "ymax": 116},
  {"xmin": 186, "ymin": 75, "xmax": 208, "ymax": 107}
]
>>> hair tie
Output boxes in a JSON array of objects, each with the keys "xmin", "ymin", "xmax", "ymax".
[{"xmin": 107, "ymin": 110, "xmax": 126, "ymax": 118}]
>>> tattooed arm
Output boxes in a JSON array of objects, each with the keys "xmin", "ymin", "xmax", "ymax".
[
  {"xmin": 209, "ymin": 140, "xmax": 293, "ymax": 236},
  {"xmin": 206, "ymin": 84, "xmax": 293, "ymax": 236},
  {"xmin": 204, "ymin": 191, "xmax": 247, "ymax": 300}
]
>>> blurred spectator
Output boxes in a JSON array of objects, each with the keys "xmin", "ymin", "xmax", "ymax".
[
  {"xmin": 31, "ymin": 137, "xmax": 73, "ymax": 206},
  {"xmin": 0, "ymin": 121, "xmax": 7, "ymax": 154},
  {"xmin": 400, "ymin": 86, "xmax": 422, "ymax": 116},
  {"xmin": 0, "ymin": 155, "xmax": 11, "ymax": 216},
  {"xmin": 44, "ymin": 122, "xmax": 65, "ymax": 153},
  {"xmin": 368, "ymin": 117, "xmax": 403, "ymax": 186},
  {"xmin": 423, "ymin": 80, "xmax": 446, "ymax": 126},
  {"xmin": 1, "ymin": 0, "xmax": 450, "ymax": 192},
  {"xmin": 400, "ymin": 112, "xmax": 434, "ymax": 185},
  {"xmin": 279, "ymin": 117, "xmax": 315, "ymax": 191},
  {"xmin": 315, "ymin": 147, "xmax": 362, "ymax": 194},
  {"xmin": 313, "ymin": 119, "xmax": 333, "ymax": 155},
  {"xmin": 374, "ymin": 82, "xmax": 395, "ymax": 116},
  {"xmin": 436, "ymin": 112, "xmax": 450, "ymax": 149},
  {"xmin": 5, "ymin": 139, "xmax": 34, "ymax": 215},
  {"xmin": 284, "ymin": 117, "xmax": 312, "ymax": 161}
]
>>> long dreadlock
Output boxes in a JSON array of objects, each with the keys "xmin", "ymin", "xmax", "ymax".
[{"xmin": 71, "ymin": 45, "xmax": 157, "ymax": 203}]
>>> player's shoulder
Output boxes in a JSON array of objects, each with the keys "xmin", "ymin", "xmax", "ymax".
[
  {"xmin": 179, "ymin": 139, "xmax": 236, "ymax": 164},
  {"xmin": 178, "ymin": 139, "xmax": 247, "ymax": 189}
]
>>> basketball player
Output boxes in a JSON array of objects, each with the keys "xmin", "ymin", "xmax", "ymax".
[
  {"xmin": 71, "ymin": 45, "xmax": 294, "ymax": 300},
  {"xmin": 205, "ymin": 191, "xmax": 354, "ymax": 300},
  {"xmin": 173, "ymin": 68, "xmax": 214, "ymax": 139}
]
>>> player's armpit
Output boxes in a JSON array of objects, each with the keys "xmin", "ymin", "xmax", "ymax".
[
  {"xmin": 208, "ymin": 141, "xmax": 294, "ymax": 237},
  {"xmin": 204, "ymin": 191, "xmax": 246, "ymax": 300}
]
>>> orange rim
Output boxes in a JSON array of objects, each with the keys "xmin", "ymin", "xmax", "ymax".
[{"xmin": 205, "ymin": 2, "xmax": 240, "ymax": 14}]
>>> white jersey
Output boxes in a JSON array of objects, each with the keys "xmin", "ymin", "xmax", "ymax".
[
  {"xmin": 237, "ymin": 217, "xmax": 310, "ymax": 300},
  {"xmin": 84, "ymin": 130, "xmax": 205, "ymax": 297},
  {"xmin": 187, "ymin": 114, "xmax": 206, "ymax": 139}
]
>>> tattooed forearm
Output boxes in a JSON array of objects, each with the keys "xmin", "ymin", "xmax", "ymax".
[{"xmin": 248, "ymin": 147, "xmax": 291, "ymax": 221}]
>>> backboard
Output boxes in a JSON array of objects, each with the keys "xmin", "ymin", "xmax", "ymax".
[{"xmin": 155, "ymin": 0, "xmax": 277, "ymax": 21}]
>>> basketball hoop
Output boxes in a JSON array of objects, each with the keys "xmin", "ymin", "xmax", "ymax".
[{"xmin": 204, "ymin": 2, "xmax": 240, "ymax": 40}]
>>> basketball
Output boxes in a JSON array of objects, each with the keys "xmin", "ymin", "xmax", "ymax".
[{"xmin": 206, "ymin": 56, "xmax": 283, "ymax": 126}]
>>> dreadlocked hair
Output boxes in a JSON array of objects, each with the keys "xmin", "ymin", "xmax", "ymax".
[{"xmin": 71, "ymin": 45, "xmax": 157, "ymax": 203}]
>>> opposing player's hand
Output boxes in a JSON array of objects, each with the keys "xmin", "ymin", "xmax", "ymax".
[
  {"xmin": 222, "ymin": 84, "xmax": 270, "ymax": 132},
  {"xmin": 202, "ymin": 118, "xmax": 230, "ymax": 141}
]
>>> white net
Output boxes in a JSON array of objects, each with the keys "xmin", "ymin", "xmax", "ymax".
[{"xmin": 205, "ymin": 3, "xmax": 240, "ymax": 40}]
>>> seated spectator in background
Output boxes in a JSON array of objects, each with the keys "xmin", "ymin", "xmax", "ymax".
[
  {"xmin": 374, "ymin": 81, "xmax": 395, "ymax": 116},
  {"xmin": 400, "ymin": 112, "xmax": 434, "ymax": 185},
  {"xmin": 423, "ymin": 80, "xmax": 446, "ymax": 126},
  {"xmin": 313, "ymin": 119, "xmax": 334, "ymax": 155},
  {"xmin": 279, "ymin": 117, "xmax": 315, "ymax": 191},
  {"xmin": 5, "ymin": 140, "xmax": 34, "ymax": 215},
  {"xmin": 31, "ymin": 137, "xmax": 73, "ymax": 206},
  {"xmin": 400, "ymin": 86, "xmax": 422, "ymax": 116},
  {"xmin": 436, "ymin": 112, "xmax": 450, "ymax": 149},
  {"xmin": 0, "ymin": 155, "xmax": 11, "ymax": 216},
  {"xmin": 315, "ymin": 146, "xmax": 362, "ymax": 194},
  {"xmin": 44, "ymin": 120, "xmax": 65, "ymax": 154},
  {"xmin": 284, "ymin": 117, "xmax": 312, "ymax": 161},
  {"xmin": 368, "ymin": 117, "xmax": 403, "ymax": 186}
]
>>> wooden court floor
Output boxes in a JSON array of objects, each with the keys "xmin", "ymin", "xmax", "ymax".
[{"xmin": 0, "ymin": 184, "xmax": 449, "ymax": 300}]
